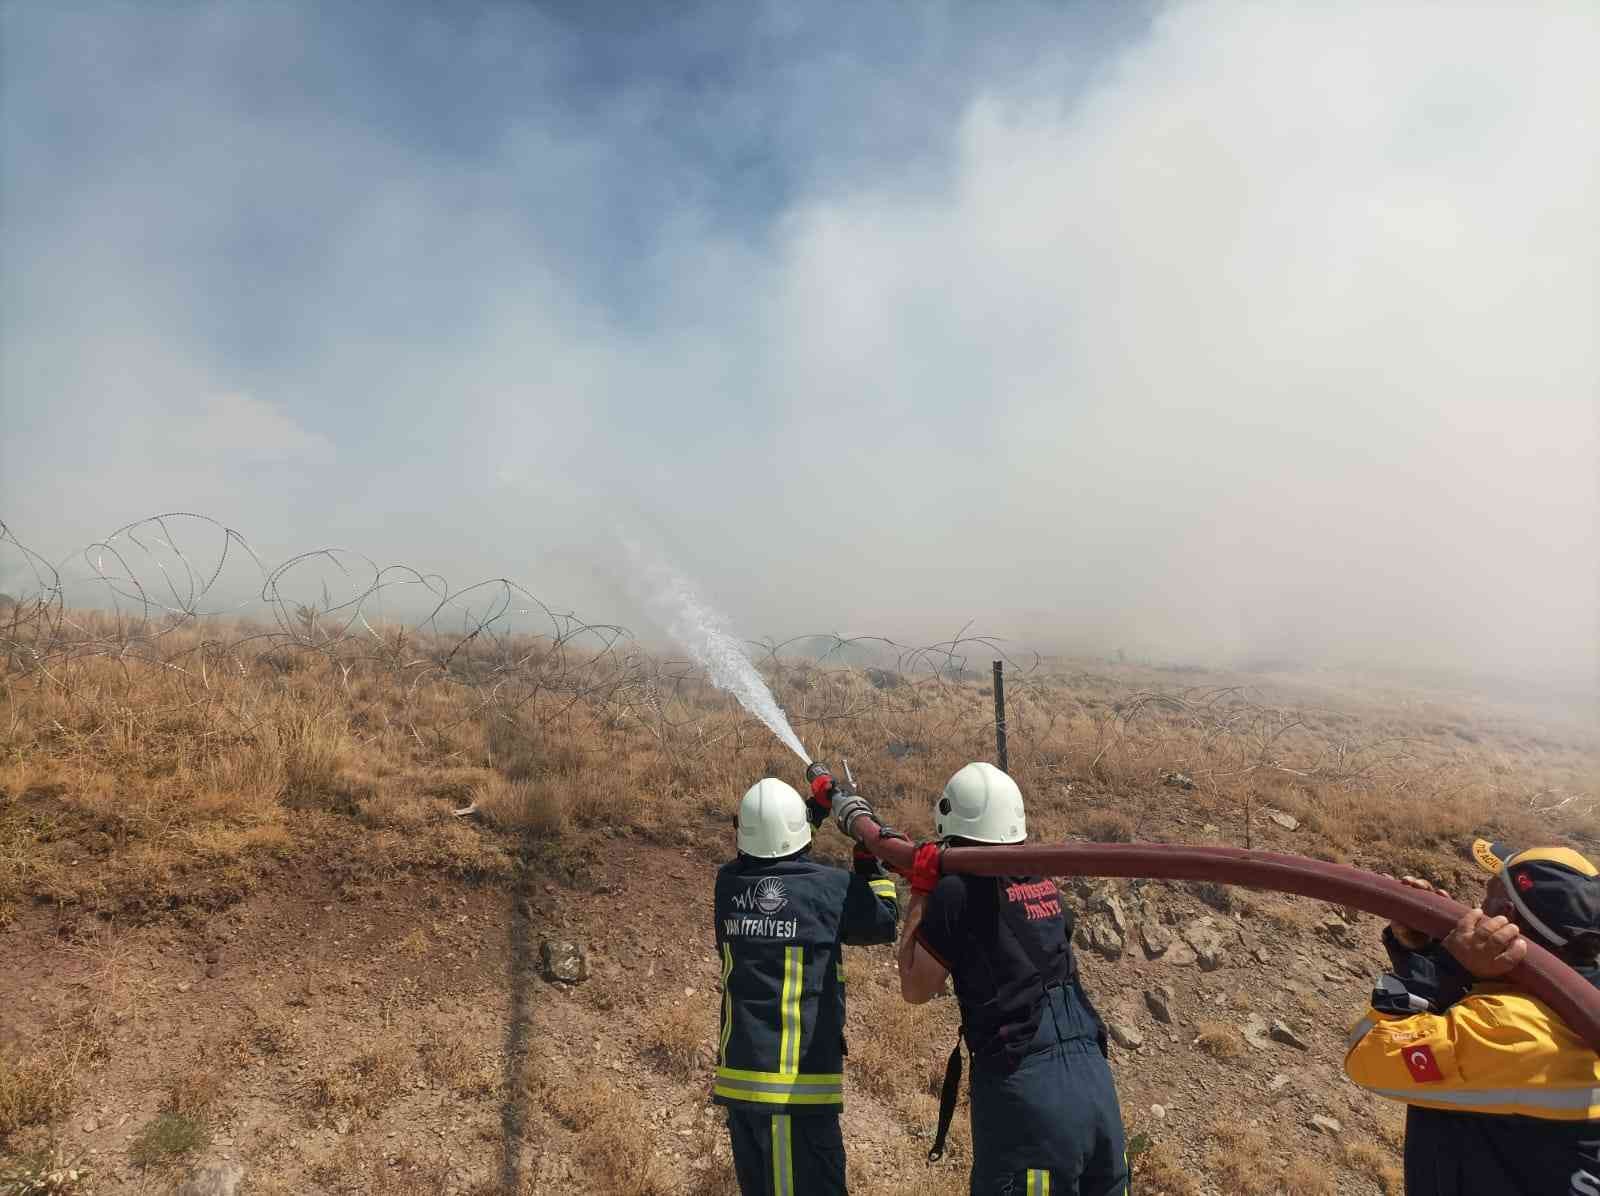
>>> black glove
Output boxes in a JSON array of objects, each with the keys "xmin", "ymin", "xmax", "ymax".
[{"xmin": 853, "ymin": 845, "xmax": 886, "ymax": 875}]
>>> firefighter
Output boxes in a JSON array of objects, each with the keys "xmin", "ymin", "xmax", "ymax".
[
  {"xmin": 1344, "ymin": 839, "xmax": 1600, "ymax": 1195},
  {"xmin": 714, "ymin": 775, "xmax": 900, "ymax": 1196},
  {"xmin": 893, "ymin": 762, "xmax": 1130, "ymax": 1196}
]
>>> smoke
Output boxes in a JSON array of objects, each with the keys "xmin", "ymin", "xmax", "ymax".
[{"xmin": 2, "ymin": 2, "xmax": 1595, "ymax": 688}]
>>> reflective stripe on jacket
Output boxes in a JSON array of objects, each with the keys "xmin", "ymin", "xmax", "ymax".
[{"xmin": 713, "ymin": 850, "xmax": 899, "ymax": 1114}]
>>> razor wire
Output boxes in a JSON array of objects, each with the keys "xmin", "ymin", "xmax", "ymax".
[{"xmin": 1, "ymin": 514, "xmax": 1590, "ymax": 821}]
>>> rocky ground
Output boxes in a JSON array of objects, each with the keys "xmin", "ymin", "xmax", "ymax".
[{"xmin": 2, "ymin": 797, "xmax": 1423, "ymax": 1196}]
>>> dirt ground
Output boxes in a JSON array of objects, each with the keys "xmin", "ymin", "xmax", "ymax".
[
  {"xmin": 3, "ymin": 801, "xmax": 1439, "ymax": 1196},
  {"xmin": 4, "ymin": 631, "xmax": 1593, "ymax": 1195}
]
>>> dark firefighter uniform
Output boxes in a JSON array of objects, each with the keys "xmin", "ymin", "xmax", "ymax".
[
  {"xmin": 714, "ymin": 849, "xmax": 899, "ymax": 1195},
  {"xmin": 1344, "ymin": 843, "xmax": 1600, "ymax": 1196},
  {"xmin": 918, "ymin": 872, "xmax": 1129, "ymax": 1196}
]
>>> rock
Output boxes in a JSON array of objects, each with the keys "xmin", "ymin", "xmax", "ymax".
[
  {"xmin": 1320, "ymin": 915, "xmax": 1359, "ymax": 948},
  {"xmin": 1076, "ymin": 915, "xmax": 1124, "ymax": 960},
  {"xmin": 1144, "ymin": 986, "xmax": 1176, "ymax": 1025},
  {"xmin": 1241, "ymin": 1016, "xmax": 1274, "ymax": 1051},
  {"xmin": 1267, "ymin": 1073, "xmax": 1291, "ymax": 1092},
  {"xmin": 1139, "ymin": 914, "xmax": 1171, "ymax": 958},
  {"xmin": 1270, "ymin": 1020, "xmax": 1311, "ymax": 1050},
  {"xmin": 1309, "ymin": 1115, "xmax": 1343, "ymax": 1136},
  {"xmin": 1101, "ymin": 894, "xmax": 1128, "ymax": 937},
  {"xmin": 176, "ymin": 1165, "xmax": 246, "ymax": 1196},
  {"xmin": 1253, "ymin": 946, "xmax": 1270, "ymax": 965},
  {"xmin": 1149, "ymin": 1104, "xmax": 1166, "ymax": 1120},
  {"xmin": 1161, "ymin": 771, "xmax": 1196, "ymax": 791},
  {"xmin": 1106, "ymin": 1018, "xmax": 1144, "ymax": 1049},
  {"xmin": 1181, "ymin": 917, "xmax": 1228, "ymax": 971},
  {"xmin": 82, "ymin": 1119, "xmax": 98, "ymax": 1134},
  {"xmin": 1268, "ymin": 811, "xmax": 1300, "ymax": 831},
  {"xmin": 539, "ymin": 939, "xmax": 589, "ymax": 984},
  {"xmin": 1162, "ymin": 942, "xmax": 1198, "ymax": 968}
]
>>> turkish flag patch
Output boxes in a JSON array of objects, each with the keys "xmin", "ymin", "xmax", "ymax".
[{"xmin": 1403, "ymin": 1044, "xmax": 1444, "ymax": 1083}]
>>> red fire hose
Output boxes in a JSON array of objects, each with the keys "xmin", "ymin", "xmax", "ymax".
[{"xmin": 847, "ymin": 818, "xmax": 1600, "ymax": 1054}]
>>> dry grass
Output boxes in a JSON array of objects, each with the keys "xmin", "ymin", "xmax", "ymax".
[
  {"xmin": 2, "ymin": 604, "xmax": 1595, "ymax": 1184},
  {"xmin": 1202, "ymin": 1120, "xmax": 1276, "ymax": 1195},
  {"xmin": 0, "ymin": 1056, "xmax": 71, "ymax": 1142},
  {"xmin": 1202, "ymin": 1118, "xmax": 1333, "ymax": 1196},
  {"xmin": 417, "ymin": 1030, "xmax": 499, "ymax": 1099},
  {"xmin": 539, "ymin": 1076, "xmax": 674, "ymax": 1195},
  {"xmin": 1192, "ymin": 1020, "xmax": 1245, "ymax": 1061},
  {"xmin": 1280, "ymin": 1155, "xmax": 1338, "ymax": 1196},
  {"xmin": 0, "ymin": 1010, "xmax": 109, "ymax": 1142},
  {"xmin": 306, "ymin": 1036, "xmax": 414, "ymax": 1121},
  {"xmin": 642, "ymin": 998, "xmax": 713, "ymax": 1082},
  {"xmin": 1134, "ymin": 1140, "xmax": 1201, "ymax": 1196},
  {"xmin": 1343, "ymin": 1138, "xmax": 1404, "ymax": 1195},
  {"xmin": 3, "ymin": 608, "xmax": 1594, "ymax": 932}
]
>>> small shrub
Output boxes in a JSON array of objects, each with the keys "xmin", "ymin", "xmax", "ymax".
[
  {"xmin": 1193, "ymin": 1021, "xmax": 1245, "ymax": 1060},
  {"xmin": 129, "ymin": 1111, "xmax": 208, "ymax": 1167},
  {"xmin": 643, "ymin": 1000, "xmax": 709, "ymax": 1081},
  {"xmin": 1080, "ymin": 809, "xmax": 1137, "ymax": 842},
  {"xmin": 475, "ymin": 775, "xmax": 567, "ymax": 838},
  {"xmin": 1187, "ymin": 880, "xmax": 1234, "ymax": 913},
  {"xmin": 0, "ymin": 1054, "xmax": 71, "ymax": 1138}
]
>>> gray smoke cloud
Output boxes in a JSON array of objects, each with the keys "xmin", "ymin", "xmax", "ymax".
[{"xmin": 2, "ymin": 2, "xmax": 1594, "ymax": 687}]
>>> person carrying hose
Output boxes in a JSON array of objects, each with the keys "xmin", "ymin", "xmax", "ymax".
[
  {"xmin": 1343, "ymin": 839, "xmax": 1600, "ymax": 1195},
  {"xmin": 894, "ymin": 762, "xmax": 1130, "ymax": 1196},
  {"xmin": 713, "ymin": 775, "xmax": 901, "ymax": 1195}
]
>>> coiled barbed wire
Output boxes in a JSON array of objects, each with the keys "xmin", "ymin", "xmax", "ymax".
[
  {"xmin": 0, "ymin": 513, "xmax": 1037, "ymax": 748},
  {"xmin": 4, "ymin": 513, "xmax": 1585, "ymax": 820}
]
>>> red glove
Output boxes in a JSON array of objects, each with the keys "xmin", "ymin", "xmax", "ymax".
[
  {"xmin": 909, "ymin": 842, "xmax": 943, "ymax": 897},
  {"xmin": 809, "ymin": 774, "xmax": 835, "ymax": 809}
]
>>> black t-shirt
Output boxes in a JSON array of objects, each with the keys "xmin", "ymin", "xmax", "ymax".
[{"xmin": 916, "ymin": 873, "xmax": 1075, "ymax": 1067}]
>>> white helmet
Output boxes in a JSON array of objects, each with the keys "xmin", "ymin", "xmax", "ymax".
[
  {"xmin": 737, "ymin": 778, "xmax": 813, "ymax": 858},
  {"xmin": 935, "ymin": 762, "xmax": 1026, "ymax": 844}
]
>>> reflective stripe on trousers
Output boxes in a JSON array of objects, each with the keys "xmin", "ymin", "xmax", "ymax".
[
  {"xmin": 713, "ymin": 1066, "xmax": 844, "ymax": 1108},
  {"xmin": 771, "ymin": 1115, "xmax": 793, "ymax": 1196}
]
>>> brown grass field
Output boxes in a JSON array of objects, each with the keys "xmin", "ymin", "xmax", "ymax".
[{"xmin": 1, "ymin": 598, "xmax": 1595, "ymax": 1193}]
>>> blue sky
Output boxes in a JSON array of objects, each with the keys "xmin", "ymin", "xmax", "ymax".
[{"xmin": 2, "ymin": 1, "xmax": 1595, "ymax": 684}]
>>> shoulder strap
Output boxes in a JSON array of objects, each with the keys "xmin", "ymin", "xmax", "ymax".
[{"xmin": 928, "ymin": 1026, "xmax": 963, "ymax": 1163}]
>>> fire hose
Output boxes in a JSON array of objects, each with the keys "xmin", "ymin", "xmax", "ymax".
[{"xmin": 842, "ymin": 813, "xmax": 1600, "ymax": 1054}]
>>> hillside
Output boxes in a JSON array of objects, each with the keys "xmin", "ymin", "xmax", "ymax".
[{"xmin": 2, "ymin": 604, "xmax": 1596, "ymax": 1194}]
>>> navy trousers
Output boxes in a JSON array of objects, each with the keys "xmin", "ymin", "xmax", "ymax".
[
  {"xmin": 726, "ymin": 1108, "xmax": 848, "ymax": 1196},
  {"xmin": 967, "ymin": 984, "xmax": 1131, "ymax": 1196}
]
